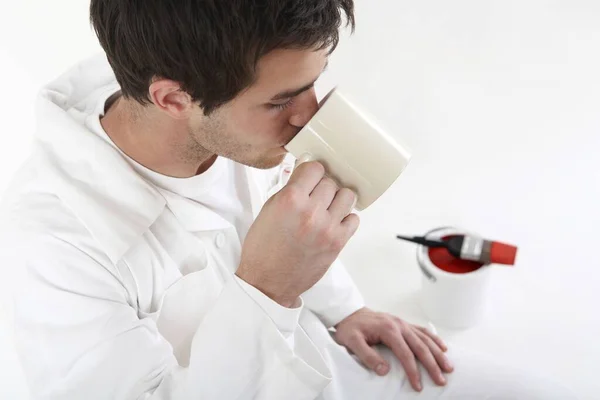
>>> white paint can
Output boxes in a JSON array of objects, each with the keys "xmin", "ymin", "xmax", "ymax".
[{"xmin": 417, "ymin": 227, "xmax": 493, "ymax": 329}]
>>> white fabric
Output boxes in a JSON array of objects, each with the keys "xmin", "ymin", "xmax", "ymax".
[
  {"xmin": 88, "ymin": 90, "xmax": 255, "ymax": 244},
  {"xmin": 235, "ymin": 277, "xmax": 304, "ymax": 348},
  {"xmin": 87, "ymin": 94, "xmax": 303, "ymax": 349},
  {"xmin": 0, "ymin": 54, "xmax": 575, "ymax": 400}
]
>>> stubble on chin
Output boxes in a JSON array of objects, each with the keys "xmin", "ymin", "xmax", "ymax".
[{"xmin": 244, "ymin": 152, "xmax": 287, "ymax": 170}]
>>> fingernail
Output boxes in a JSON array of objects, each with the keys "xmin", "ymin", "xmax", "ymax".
[
  {"xmin": 297, "ymin": 153, "xmax": 313, "ymax": 164},
  {"xmin": 350, "ymin": 192, "xmax": 358, "ymax": 210},
  {"xmin": 375, "ymin": 363, "xmax": 388, "ymax": 375},
  {"xmin": 445, "ymin": 357, "xmax": 454, "ymax": 370},
  {"xmin": 416, "ymin": 382, "xmax": 423, "ymax": 391},
  {"xmin": 439, "ymin": 375, "xmax": 447, "ymax": 385}
]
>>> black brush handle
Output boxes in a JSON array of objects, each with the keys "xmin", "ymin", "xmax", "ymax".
[
  {"xmin": 396, "ymin": 235, "xmax": 447, "ymax": 248},
  {"xmin": 444, "ymin": 236, "xmax": 465, "ymax": 258},
  {"xmin": 397, "ymin": 234, "xmax": 477, "ymax": 262}
]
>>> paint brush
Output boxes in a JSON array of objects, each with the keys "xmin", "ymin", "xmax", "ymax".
[{"xmin": 396, "ymin": 234, "xmax": 517, "ymax": 265}]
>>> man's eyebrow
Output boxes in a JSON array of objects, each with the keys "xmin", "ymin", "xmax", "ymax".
[
  {"xmin": 269, "ymin": 61, "xmax": 329, "ymax": 102},
  {"xmin": 270, "ymin": 82, "xmax": 317, "ymax": 101}
]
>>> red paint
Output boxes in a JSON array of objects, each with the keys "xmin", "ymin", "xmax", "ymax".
[{"xmin": 428, "ymin": 235, "xmax": 484, "ymax": 274}]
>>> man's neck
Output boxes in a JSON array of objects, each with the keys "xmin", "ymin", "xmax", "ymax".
[{"xmin": 100, "ymin": 94, "xmax": 216, "ymax": 178}]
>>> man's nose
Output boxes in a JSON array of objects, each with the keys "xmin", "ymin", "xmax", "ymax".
[{"xmin": 288, "ymin": 88, "xmax": 319, "ymax": 128}]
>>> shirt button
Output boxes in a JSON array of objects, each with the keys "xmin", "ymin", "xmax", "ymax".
[{"xmin": 215, "ymin": 232, "xmax": 226, "ymax": 249}]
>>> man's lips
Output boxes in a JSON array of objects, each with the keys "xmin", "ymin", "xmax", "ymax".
[{"xmin": 283, "ymin": 131, "xmax": 301, "ymax": 148}]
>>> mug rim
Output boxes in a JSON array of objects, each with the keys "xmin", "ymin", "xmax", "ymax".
[
  {"xmin": 417, "ymin": 226, "xmax": 491, "ymax": 280},
  {"xmin": 284, "ymin": 86, "xmax": 339, "ymax": 152},
  {"xmin": 283, "ymin": 86, "xmax": 412, "ymax": 211}
]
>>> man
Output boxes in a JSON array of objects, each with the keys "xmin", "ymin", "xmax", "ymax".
[{"xmin": 0, "ymin": 1, "xmax": 574, "ymax": 399}]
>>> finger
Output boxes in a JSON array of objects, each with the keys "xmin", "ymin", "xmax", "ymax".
[
  {"xmin": 414, "ymin": 329, "xmax": 454, "ymax": 373},
  {"xmin": 309, "ymin": 177, "xmax": 338, "ymax": 209},
  {"xmin": 415, "ymin": 325, "xmax": 448, "ymax": 352},
  {"xmin": 345, "ymin": 334, "xmax": 390, "ymax": 376},
  {"xmin": 381, "ymin": 330, "xmax": 422, "ymax": 392},
  {"xmin": 403, "ymin": 328, "xmax": 446, "ymax": 386},
  {"xmin": 340, "ymin": 213, "xmax": 360, "ymax": 239},
  {"xmin": 287, "ymin": 161, "xmax": 325, "ymax": 195},
  {"xmin": 328, "ymin": 188, "xmax": 357, "ymax": 222}
]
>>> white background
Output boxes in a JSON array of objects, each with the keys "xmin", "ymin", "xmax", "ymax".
[{"xmin": 1, "ymin": 1, "xmax": 599, "ymax": 398}]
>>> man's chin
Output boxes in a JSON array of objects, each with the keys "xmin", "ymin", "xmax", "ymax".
[{"xmin": 250, "ymin": 153, "xmax": 287, "ymax": 170}]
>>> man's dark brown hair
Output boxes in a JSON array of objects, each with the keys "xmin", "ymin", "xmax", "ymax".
[{"xmin": 90, "ymin": 0, "xmax": 355, "ymax": 115}]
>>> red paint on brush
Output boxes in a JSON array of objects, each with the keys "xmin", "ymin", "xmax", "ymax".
[{"xmin": 428, "ymin": 235, "xmax": 484, "ymax": 274}]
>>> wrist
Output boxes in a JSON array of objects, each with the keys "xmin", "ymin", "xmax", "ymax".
[
  {"xmin": 235, "ymin": 269, "xmax": 298, "ymax": 308},
  {"xmin": 334, "ymin": 306, "xmax": 368, "ymax": 329}
]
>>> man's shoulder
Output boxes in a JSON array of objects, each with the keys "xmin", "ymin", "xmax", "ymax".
[{"xmin": 0, "ymin": 156, "xmax": 96, "ymax": 256}]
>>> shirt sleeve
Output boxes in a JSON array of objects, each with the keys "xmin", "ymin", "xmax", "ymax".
[
  {"xmin": 5, "ymin": 231, "xmax": 331, "ymax": 400},
  {"xmin": 234, "ymin": 276, "xmax": 303, "ymax": 349},
  {"xmin": 301, "ymin": 259, "xmax": 366, "ymax": 328}
]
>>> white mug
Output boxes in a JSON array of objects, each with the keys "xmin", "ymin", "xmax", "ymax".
[
  {"xmin": 417, "ymin": 227, "xmax": 493, "ymax": 329},
  {"xmin": 284, "ymin": 88, "xmax": 412, "ymax": 211}
]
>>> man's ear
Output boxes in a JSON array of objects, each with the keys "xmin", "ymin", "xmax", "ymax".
[{"xmin": 148, "ymin": 78, "xmax": 195, "ymax": 119}]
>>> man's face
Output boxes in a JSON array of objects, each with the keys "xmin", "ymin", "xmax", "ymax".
[{"xmin": 188, "ymin": 48, "xmax": 329, "ymax": 169}]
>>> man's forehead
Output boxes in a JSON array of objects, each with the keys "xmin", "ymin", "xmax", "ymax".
[{"xmin": 251, "ymin": 48, "xmax": 329, "ymax": 95}]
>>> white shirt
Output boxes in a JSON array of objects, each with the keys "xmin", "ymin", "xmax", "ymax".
[
  {"xmin": 0, "ymin": 54, "xmax": 365, "ymax": 400},
  {"xmin": 87, "ymin": 91, "xmax": 302, "ymax": 347}
]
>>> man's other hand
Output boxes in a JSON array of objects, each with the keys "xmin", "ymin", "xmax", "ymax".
[{"xmin": 335, "ymin": 307, "xmax": 454, "ymax": 392}]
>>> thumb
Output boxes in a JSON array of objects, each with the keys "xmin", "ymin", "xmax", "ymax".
[
  {"xmin": 347, "ymin": 335, "xmax": 390, "ymax": 376},
  {"xmin": 294, "ymin": 152, "xmax": 314, "ymax": 169}
]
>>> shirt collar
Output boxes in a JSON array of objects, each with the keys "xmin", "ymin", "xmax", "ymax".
[{"xmin": 35, "ymin": 89, "xmax": 166, "ymax": 263}]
